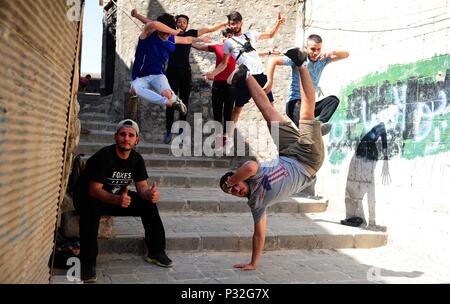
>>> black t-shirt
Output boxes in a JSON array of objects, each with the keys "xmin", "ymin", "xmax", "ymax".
[
  {"xmin": 76, "ymin": 145, "xmax": 148, "ymax": 199},
  {"xmin": 168, "ymin": 29, "xmax": 198, "ymax": 69}
]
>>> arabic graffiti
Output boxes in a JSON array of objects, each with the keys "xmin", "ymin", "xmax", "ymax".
[{"xmin": 328, "ymin": 54, "xmax": 450, "ymax": 166}]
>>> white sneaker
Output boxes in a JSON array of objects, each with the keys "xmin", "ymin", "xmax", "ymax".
[{"xmin": 172, "ymin": 96, "xmax": 187, "ymax": 114}]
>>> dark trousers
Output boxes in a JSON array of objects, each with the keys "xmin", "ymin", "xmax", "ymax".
[
  {"xmin": 212, "ymin": 81, "xmax": 235, "ymax": 134},
  {"xmin": 74, "ymin": 191, "xmax": 166, "ymax": 270},
  {"xmin": 166, "ymin": 66, "xmax": 192, "ymax": 132},
  {"xmin": 287, "ymin": 95, "xmax": 340, "ymax": 125}
]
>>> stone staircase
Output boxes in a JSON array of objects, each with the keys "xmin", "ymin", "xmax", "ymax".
[{"xmin": 71, "ymin": 92, "xmax": 387, "ymax": 256}]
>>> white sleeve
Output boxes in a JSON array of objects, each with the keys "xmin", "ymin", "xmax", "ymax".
[{"xmin": 223, "ymin": 39, "xmax": 232, "ymax": 55}]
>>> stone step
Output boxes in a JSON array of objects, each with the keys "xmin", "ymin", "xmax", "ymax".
[
  {"xmin": 76, "ymin": 139, "xmax": 240, "ymax": 160},
  {"xmin": 78, "ymin": 112, "xmax": 111, "ymax": 122},
  {"xmin": 77, "ymin": 93, "xmax": 101, "ymax": 103},
  {"xmin": 79, "ymin": 130, "xmax": 177, "ymax": 145},
  {"xmin": 79, "ymin": 120, "xmax": 118, "ymax": 132},
  {"xmin": 61, "ymin": 190, "xmax": 328, "ymax": 239},
  {"xmin": 144, "ymin": 155, "xmax": 230, "ymax": 169},
  {"xmin": 79, "ymin": 105, "xmax": 109, "ymax": 115},
  {"xmin": 79, "ymin": 129, "xmax": 225, "ymax": 144},
  {"xmin": 149, "ymin": 187, "xmax": 328, "ymax": 214},
  {"xmin": 79, "ymin": 130, "xmax": 116, "ymax": 142},
  {"xmin": 98, "ymin": 213, "xmax": 387, "ymax": 254},
  {"xmin": 79, "ymin": 154, "xmax": 230, "ymax": 169},
  {"xmin": 147, "ymin": 167, "xmax": 225, "ymax": 188},
  {"xmin": 76, "ymin": 142, "xmax": 172, "ymax": 155}
]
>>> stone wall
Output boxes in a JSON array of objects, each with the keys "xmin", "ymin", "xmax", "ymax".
[{"xmin": 108, "ymin": 0, "xmax": 298, "ymax": 154}]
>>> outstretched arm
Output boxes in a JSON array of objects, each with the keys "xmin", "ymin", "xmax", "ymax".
[
  {"xmin": 197, "ymin": 21, "xmax": 228, "ymax": 36},
  {"xmin": 131, "ymin": 9, "xmax": 151, "ymax": 24},
  {"xmin": 263, "ymin": 56, "xmax": 284, "ymax": 93},
  {"xmin": 192, "ymin": 43, "xmax": 210, "ymax": 52},
  {"xmin": 132, "ymin": 9, "xmax": 180, "ymax": 39},
  {"xmin": 318, "ymin": 49, "xmax": 350, "ymax": 62},
  {"xmin": 258, "ymin": 48, "xmax": 281, "ymax": 57},
  {"xmin": 140, "ymin": 21, "xmax": 180, "ymax": 39},
  {"xmin": 234, "ymin": 214, "xmax": 267, "ymax": 270},
  {"xmin": 259, "ymin": 13, "xmax": 285, "ymax": 39},
  {"xmin": 175, "ymin": 35, "xmax": 211, "ymax": 45}
]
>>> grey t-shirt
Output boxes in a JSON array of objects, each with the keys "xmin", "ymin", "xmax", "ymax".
[{"xmin": 247, "ymin": 157, "xmax": 315, "ymax": 223}]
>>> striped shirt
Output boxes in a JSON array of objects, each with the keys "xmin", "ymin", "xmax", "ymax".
[{"xmin": 247, "ymin": 157, "xmax": 313, "ymax": 223}]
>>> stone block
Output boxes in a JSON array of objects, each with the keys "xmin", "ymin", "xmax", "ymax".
[
  {"xmin": 61, "ymin": 210, "xmax": 116, "ymax": 239},
  {"xmin": 166, "ymin": 233, "xmax": 201, "ymax": 251},
  {"xmin": 278, "ymin": 234, "xmax": 319, "ymax": 250},
  {"xmin": 354, "ymin": 234, "xmax": 388, "ymax": 248},
  {"xmin": 188, "ymin": 200, "xmax": 220, "ymax": 212},
  {"xmin": 218, "ymin": 201, "xmax": 248, "ymax": 213},
  {"xmin": 201, "ymin": 232, "xmax": 240, "ymax": 251},
  {"xmin": 98, "ymin": 237, "xmax": 144, "ymax": 255}
]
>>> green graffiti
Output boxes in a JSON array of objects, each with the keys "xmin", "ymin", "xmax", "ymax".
[{"xmin": 329, "ymin": 54, "xmax": 450, "ymax": 165}]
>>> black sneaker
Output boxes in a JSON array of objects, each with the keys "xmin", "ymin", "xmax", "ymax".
[
  {"xmin": 227, "ymin": 64, "xmax": 249, "ymax": 85},
  {"xmin": 284, "ymin": 47, "xmax": 307, "ymax": 67},
  {"xmin": 81, "ymin": 266, "xmax": 97, "ymax": 283},
  {"xmin": 320, "ymin": 122, "xmax": 333, "ymax": 136},
  {"xmin": 145, "ymin": 253, "xmax": 173, "ymax": 268},
  {"xmin": 163, "ymin": 131, "xmax": 172, "ymax": 144},
  {"xmin": 341, "ymin": 217, "xmax": 364, "ymax": 227}
]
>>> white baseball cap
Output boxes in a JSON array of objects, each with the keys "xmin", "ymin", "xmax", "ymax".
[{"xmin": 116, "ymin": 119, "xmax": 139, "ymax": 136}]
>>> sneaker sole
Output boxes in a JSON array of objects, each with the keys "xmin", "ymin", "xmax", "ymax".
[
  {"xmin": 145, "ymin": 257, "xmax": 173, "ymax": 268},
  {"xmin": 82, "ymin": 277, "xmax": 97, "ymax": 283}
]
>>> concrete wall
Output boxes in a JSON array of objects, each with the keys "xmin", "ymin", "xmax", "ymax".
[{"xmin": 306, "ymin": 0, "xmax": 450, "ymax": 257}]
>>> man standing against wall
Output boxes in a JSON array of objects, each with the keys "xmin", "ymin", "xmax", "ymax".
[{"xmin": 264, "ymin": 34, "xmax": 349, "ymax": 134}]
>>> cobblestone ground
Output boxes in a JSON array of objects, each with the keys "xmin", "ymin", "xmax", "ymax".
[{"xmin": 51, "ymin": 245, "xmax": 450, "ymax": 284}]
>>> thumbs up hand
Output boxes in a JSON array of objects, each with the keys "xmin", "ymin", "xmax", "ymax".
[
  {"xmin": 121, "ymin": 186, "xmax": 131, "ymax": 208},
  {"xmin": 148, "ymin": 182, "xmax": 160, "ymax": 204}
]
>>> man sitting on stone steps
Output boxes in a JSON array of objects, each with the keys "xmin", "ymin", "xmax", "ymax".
[
  {"xmin": 73, "ymin": 119, "xmax": 172, "ymax": 283},
  {"xmin": 219, "ymin": 54, "xmax": 324, "ymax": 270}
]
